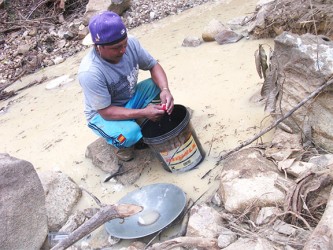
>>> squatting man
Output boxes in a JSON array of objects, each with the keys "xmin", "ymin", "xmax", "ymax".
[{"xmin": 78, "ymin": 11, "xmax": 174, "ymax": 161}]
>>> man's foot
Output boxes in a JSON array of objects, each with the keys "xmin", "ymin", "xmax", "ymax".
[
  {"xmin": 115, "ymin": 147, "xmax": 134, "ymax": 162},
  {"xmin": 134, "ymin": 139, "xmax": 149, "ymax": 150}
]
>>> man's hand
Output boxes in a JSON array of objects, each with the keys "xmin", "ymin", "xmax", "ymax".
[
  {"xmin": 144, "ymin": 104, "xmax": 166, "ymax": 121},
  {"xmin": 150, "ymin": 63, "xmax": 174, "ymax": 115},
  {"xmin": 160, "ymin": 88, "xmax": 174, "ymax": 115}
]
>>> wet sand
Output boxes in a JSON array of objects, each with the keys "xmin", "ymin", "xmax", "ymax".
[{"xmin": 0, "ymin": 0, "xmax": 274, "ymax": 245}]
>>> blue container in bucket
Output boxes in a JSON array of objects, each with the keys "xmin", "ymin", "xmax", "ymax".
[{"xmin": 141, "ymin": 104, "xmax": 205, "ymax": 173}]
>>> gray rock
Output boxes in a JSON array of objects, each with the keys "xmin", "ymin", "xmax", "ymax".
[
  {"xmin": 202, "ymin": 19, "xmax": 229, "ymax": 42},
  {"xmin": 43, "ymin": 58, "xmax": 55, "ymax": 67},
  {"xmin": 38, "ymin": 171, "xmax": 82, "ymax": 231},
  {"xmin": 263, "ymin": 226, "xmax": 310, "ymax": 249},
  {"xmin": 217, "ymin": 228, "xmax": 238, "ymax": 248},
  {"xmin": 219, "ymin": 148, "xmax": 286, "ymax": 213},
  {"xmin": 271, "ymin": 128, "xmax": 303, "ymax": 150},
  {"xmin": 78, "ymin": 26, "xmax": 89, "ymax": 40},
  {"xmin": 52, "ymin": 56, "xmax": 65, "ymax": 65},
  {"xmin": 85, "ymin": 137, "xmax": 120, "ymax": 174},
  {"xmin": 59, "ymin": 210, "xmax": 87, "ymax": 234},
  {"xmin": 84, "ymin": 0, "xmax": 131, "ymax": 23},
  {"xmin": 56, "ymin": 39, "xmax": 67, "ymax": 49},
  {"xmin": 182, "ymin": 36, "xmax": 203, "ymax": 47},
  {"xmin": 279, "ymin": 160, "xmax": 317, "ymax": 178},
  {"xmin": 256, "ymin": 206, "xmax": 282, "ymax": 225},
  {"xmin": 17, "ymin": 44, "xmax": 31, "ymax": 55},
  {"xmin": 265, "ymin": 128, "xmax": 302, "ymax": 162},
  {"xmin": 272, "ymin": 220, "xmax": 297, "ymax": 236},
  {"xmin": 223, "ymin": 237, "xmax": 276, "ymax": 250},
  {"xmin": 85, "ymin": 138, "xmax": 154, "ymax": 185},
  {"xmin": 28, "ymin": 27, "xmax": 38, "ymax": 36},
  {"xmin": 308, "ymin": 154, "xmax": 333, "ymax": 169},
  {"xmin": 215, "ymin": 30, "xmax": 243, "ymax": 44},
  {"xmin": 267, "ymin": 32, "xmax": 333, "ymax": 151},
  {"xmin": 187, "ymin": 204, "xmax": 225, "ymax": 238},
  {"xmin": 211, "ymin": 192, "xmax": 222, "ymax": 207},
  {"xmin": 63, "ymin": 31, "xmax": 75, "ymax": 40},
  {"xmin": 0, "ymin": 153, "xmax": 48, "ymax": 250}
]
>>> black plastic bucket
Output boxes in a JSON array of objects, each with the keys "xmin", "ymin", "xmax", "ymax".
[{"xmin": 141, "ymin": 104, "xmax": 205, "ymax": 173}]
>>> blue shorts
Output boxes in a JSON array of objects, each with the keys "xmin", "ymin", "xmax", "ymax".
[{"xmin": 88, "ymin": 78, "xmax": 160, "ymax": 148}]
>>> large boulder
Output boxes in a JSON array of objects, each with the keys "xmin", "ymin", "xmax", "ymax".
[
  {"xmin": 0, "ymin": 153, "xmax": 48, "ymax": 250},
  {"xmin": 202, "ymin": 19, "xmax": 229, "ymax": 42},
  {"xmin": 268, "ymin": 32, "xmax": 333, "ymax": 151},
  {"xmin": 85, "ymin": 137, "xmax": 120, "ymax": 174},
  {"xmin": 38, "ymin": 171, "xmax": 82, "ymax": 231},
  {"xmin": 219, "ymin": 148, "xmax": 285, "ymax": 213}
]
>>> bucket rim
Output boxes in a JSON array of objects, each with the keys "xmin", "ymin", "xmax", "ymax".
[{"xmin": 142, "ymin": 104, "xmax": 190, "ymax": 145}]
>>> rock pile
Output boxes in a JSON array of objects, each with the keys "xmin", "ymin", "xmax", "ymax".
[{"xmin": 0, "ymin": 0, "xmax": 213, "ymax": 88}]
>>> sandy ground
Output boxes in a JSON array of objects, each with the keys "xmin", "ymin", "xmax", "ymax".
[{"xmin": 1, "ymin": 0, "xmax": 274, "ymax": 245}]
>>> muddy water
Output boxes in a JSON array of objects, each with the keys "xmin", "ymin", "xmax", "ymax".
[{"xmin": 0, "ymin": 0, "xmax": 274, "ymax": 245}]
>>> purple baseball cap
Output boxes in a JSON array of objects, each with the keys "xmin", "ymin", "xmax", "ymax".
[{"xmin": 88, "ymin": 11, "xmax": 127, "ymax": 45}]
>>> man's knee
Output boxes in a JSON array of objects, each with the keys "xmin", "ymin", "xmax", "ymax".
[{"xmin": 116, "ymin": 122, "xmax": 142, "ymax": 148}]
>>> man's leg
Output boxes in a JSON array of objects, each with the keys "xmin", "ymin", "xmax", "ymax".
[
  {"xmin": 125, "ymin": 78, "xmax": 161, "ymax": 109},
  {"xmin": 87, "ymin": 78, "xmax": 161, "ymax": 160},
  {"xmin": 88, "ymin": 116, "xmax": 142, "ymax": 148},
  {"xmin": 88, "ymin": 116, "xmax": 141, "ymax": 161}
]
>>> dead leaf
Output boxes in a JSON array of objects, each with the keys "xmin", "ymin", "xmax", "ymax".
[
  {"xmin": 261, "ymin": 67, "xmax": 277, "ymax": 98},
  {"xmin": 259, "ymin": 44, "xmax": 268, "ymax": 79},
  {"xmin": 254, "ymin": 49, "xmax": 262, "ymax": 79}
]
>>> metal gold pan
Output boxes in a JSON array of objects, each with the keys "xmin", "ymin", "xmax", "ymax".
[{"xmin": 105, "ymin": 183, "xmax": 187, "ymax": 239}]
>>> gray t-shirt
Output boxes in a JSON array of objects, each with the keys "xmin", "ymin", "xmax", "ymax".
[{"xmin": 78, "ymin": 36, "xmax": 157, "ymax": 121}]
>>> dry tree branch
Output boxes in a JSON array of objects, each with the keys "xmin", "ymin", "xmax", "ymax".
[
  {"xmin": 51, "ymin": 204, "xmax": 142, "ymax": 250},
  {"xmin": 202, "ymin": 77, "xmax": 333, "ymax": 179},
  {"xmin": 303, "ymin": 185, "xmax": 333, "ymax": 250},
  {"xmin": 309, "ymin": 0, "xmax": 321, "ymax": 72},
  {"xmin": 50, "ymin": 188, "xmax": 142, "ymax": 250},
  {"xmin": 268, "ymin": 211, "xmax": 313, "ymax": 231},
  {"xmin": 27, "ymin": 0, "xmax": 54, "ymax": 19},
  {"xmin": 217, "ymin": 78, "xmax": 333, "ymax": 163}
]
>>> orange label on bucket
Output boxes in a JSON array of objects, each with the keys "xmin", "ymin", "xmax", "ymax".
[{"xmin": 160, "ymin": 135, "xmax": 203, "ymax": 172}]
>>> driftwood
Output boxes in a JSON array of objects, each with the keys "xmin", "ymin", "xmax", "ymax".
[
  {"xmin": 303, "ymin": 185, "xmax": 333, "ymax": 250},
  {"xmin": 51, "ymin": 204, "xmax": 142, "ymax": 250},
  {"xmin": 0, "ymin": 77, "xmax": 47, "ymax": 101},
  {"xmin": 146, "ymin": 236, "xmax": 219, "ymax": 250},
  {"xmin": 201, "ymin": 78, "xmax": 333, "ymax": 179}
]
